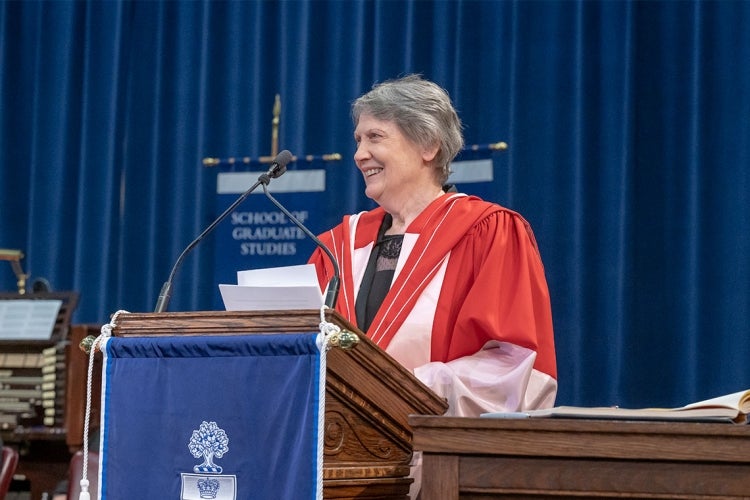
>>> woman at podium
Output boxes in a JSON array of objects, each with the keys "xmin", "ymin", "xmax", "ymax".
[{"xmin": 309, "ymin": 74, "xmax": 557, "ymax": 418}]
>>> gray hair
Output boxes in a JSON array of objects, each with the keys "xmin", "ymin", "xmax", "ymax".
[{"xmin": 352, "ymin": 74, "xmax": 464, "ymax": 184}]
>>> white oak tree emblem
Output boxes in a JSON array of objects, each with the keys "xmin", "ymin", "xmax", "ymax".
[{"xmin": 188, "ymin": 421, "xmax": 229, "ymax": 473}]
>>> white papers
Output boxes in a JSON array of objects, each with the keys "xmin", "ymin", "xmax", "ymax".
[
  {"xmin": 0, "ymin": 299, "xmax": 63, "ymax": 340},
  {"xmin": 219, "ymin": 264, "xmax": 324, "ymax": 311}
]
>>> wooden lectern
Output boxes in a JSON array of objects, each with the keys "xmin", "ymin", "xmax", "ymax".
[{"xmin": 110, "ymin": 309, "xmax": 448, "ymax": 499}]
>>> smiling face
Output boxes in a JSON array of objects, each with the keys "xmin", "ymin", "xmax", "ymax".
[{"xmin": 353, "ymin": 113, "xmax": 440, "ymax": 211}]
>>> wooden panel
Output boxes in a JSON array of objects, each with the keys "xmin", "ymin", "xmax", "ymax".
[
  {"xmin": 324, "ymin": 477, "xmax": 411, "ymax": 499},
  {"xmin": 458, "ymin": 456, "xmax": 750, "ymax": 498},
  {"xmin": 422, "ymin": 454, "xmax": 459, "ymax": 499},
  {"xmin": 112, "ymin": 309, "xmax": 328, "ymax": 335},
  {"xmin": 410, "ymin": 416, "xmax": 750, "ymax": 500},
  {"xmin": 410, "ymin": 416, "xmax": 750, "ymax": 462},
  {"xmin": 65, "ymin": 324, "xmax": 102, "ymax": 450}
]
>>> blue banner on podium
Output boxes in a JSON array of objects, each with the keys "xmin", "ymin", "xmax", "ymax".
[{"xmin": 98, "ymin": 333, "xmax": 324, "ymax": 500}]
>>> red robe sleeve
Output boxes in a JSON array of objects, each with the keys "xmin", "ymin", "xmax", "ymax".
[{"xmin": 432, "ymin": 209, "xmax": 557, "ymax": 379}]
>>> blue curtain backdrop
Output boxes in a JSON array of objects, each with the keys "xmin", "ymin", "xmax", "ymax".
[{"xmin": 1, "ymin": 0, "xmax": 749, "ymax": 409}]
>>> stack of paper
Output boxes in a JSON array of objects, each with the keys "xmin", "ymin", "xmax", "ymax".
[{"xmin": 219, "ymin": 264, "xmax": 324, "ymax": 311}]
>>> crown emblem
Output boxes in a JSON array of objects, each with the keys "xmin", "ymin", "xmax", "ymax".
[{"xmin": 197, "ymin": 477, "xmax": 220, "ymax": 499}]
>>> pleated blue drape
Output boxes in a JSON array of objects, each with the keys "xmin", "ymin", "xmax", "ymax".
[{"xmin": 1, "ymin": 0, "xmax": 749, "ymax": 408}]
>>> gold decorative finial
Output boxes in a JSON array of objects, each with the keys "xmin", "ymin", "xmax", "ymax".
[
  {"xmin": 80, "ymin": 335, "xmax": 98, "ymax": 354},
  {"xmin": 328, "ymin": 329, "xmax": 360, "ymax": 350}
]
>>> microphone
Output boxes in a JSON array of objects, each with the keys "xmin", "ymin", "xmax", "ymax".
[
  {"xmin": 153, "ymin": 150, "xmax": 294, "ymax": 313},
  {"xmin": 260, "ymin": 181, "xmax": 341, "ymax": 309}
]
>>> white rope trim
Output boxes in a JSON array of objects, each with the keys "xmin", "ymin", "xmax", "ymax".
[
  {"xmin": 316, "ymin": 306, "xmax": 338, "ymax": 500},
  {"xmin": 79, "ymin": 310, "xmax": 129, "ymax": 500}
]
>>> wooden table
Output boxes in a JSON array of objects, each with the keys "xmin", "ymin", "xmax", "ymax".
[{"xmin": 409, "ymin": 415, "xmax": 750, "ymax": 499}]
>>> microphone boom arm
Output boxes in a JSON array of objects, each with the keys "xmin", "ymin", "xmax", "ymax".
[
  {"xmin": 261, "ymin": 183, "xmax": 341, "ymax": 309},
  {"xmin": 153, "ymin": 151, "xmax": 292, "ymax": 313}
]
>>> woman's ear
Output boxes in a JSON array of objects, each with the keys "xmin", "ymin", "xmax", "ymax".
[{"xmin": 421, "ymin": 142, "xmax": 439, "ymax": 163}]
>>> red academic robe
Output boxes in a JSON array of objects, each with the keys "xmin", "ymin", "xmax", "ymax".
[{"xmin": 309, "ymin": 192, "xmax": 557, "ymax": 414}]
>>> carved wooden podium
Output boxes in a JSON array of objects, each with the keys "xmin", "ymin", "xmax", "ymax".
[{"xmin": 110, "ymin": 309, "xmax": 448, "ymax": 499}]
